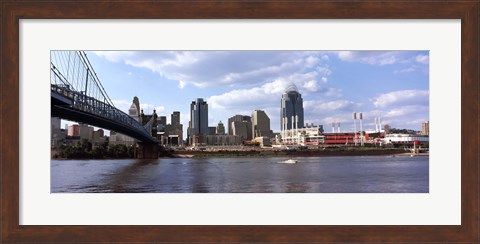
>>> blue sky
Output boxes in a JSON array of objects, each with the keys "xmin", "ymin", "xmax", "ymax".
[{"xmin": 82, "ymin": 51, "xmax": 429, "ymax": 137}]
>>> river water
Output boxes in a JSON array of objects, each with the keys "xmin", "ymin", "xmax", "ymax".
[{"xmin": 51, "ymin": 155, "xmax": 428, "ymax": 193}]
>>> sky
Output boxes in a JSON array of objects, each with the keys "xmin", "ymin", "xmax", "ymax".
[{"xmin": 76, "ymin": 50, "xmax": 429, "ymax": 137}]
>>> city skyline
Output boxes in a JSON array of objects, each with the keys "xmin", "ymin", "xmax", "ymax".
[{"xmin": 63, "ymin": 51, "xmax": 429, "ymax": 137}]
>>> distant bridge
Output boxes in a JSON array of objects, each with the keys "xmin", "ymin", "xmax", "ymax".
[{"xmin": 51, "ymin": 51, "xmax": 156, "ymax": 143}]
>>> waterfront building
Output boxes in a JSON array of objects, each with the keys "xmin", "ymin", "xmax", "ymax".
[
  {"xmin": 323, "ymin": 132, "xmax": 355, "ymax": 145},
  {"xmin": 384, "ymin": 134, "xmax": 429, "ymax": 144},
  {"xmin": 171, "ymin": 111, "xmax": 180, "ymax": 125},
  {"xmin": 231, "ymin": 121, "xmax": 251, "ymax": 141},
  {"xmin": 281, "ymin": 127, "xmax": 325, "ymax": 146},
  {"xmin": 92, "ymin": 129, "xmax": 108, "ymax": 146},
  {"xmin": 206, "ymin": 134, "xmax": 242, "ymax": 146},
  {"xmin": 51, "ymin": 117, "xmax": 65, "ymax": 148},
  {"xmin": 163, "ymin": 111, "xmax": 183, "ymax": 146},
  {"xmin": 208, "ymin": 126, "xmax": 217, "ymax": 135},
  {"xmin": 252, "ymin": 110, "xmax": 272, "ymax": 138},
  {"xmin": 280, "ymin": 83, "xmax": 304, "ymax": 137},
  {"xmin": 252, "ymin": 136, "xmax": 272, "ymax": 147},
  {"xmin": 79, "ymin": 123, "xmax": 94, "ymax": 141},
  {"xmin": 140, "ymin": 109, "xmax": 158, "ymax": 137},
  {"xmin": 157, "ymin": 116, "xmax": 167, "ymax": 132},
  {"xmin": 109, "ymin": 131, "xmax": 135, "ymax": 146},
  {"xmin": 188, "ymin": 98, "xmax": 209, "ymax": 145},
  {"xmin": 422, "ymin": 121, "xmax": 429, "ymax": 135},
  {"xmin": 67, "ymin": 124, "xmax": 80, "ymax": 137}
]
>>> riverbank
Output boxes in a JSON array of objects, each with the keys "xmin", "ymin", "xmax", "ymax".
[
  {"xmin": 163, "ymin": 148, "xmax": 419, "ymax": 158},
  {"xmin": 52, "ymin": 147, "xmax": 428, "ymax": 159}
]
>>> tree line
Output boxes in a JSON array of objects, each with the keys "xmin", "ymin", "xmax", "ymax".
[{"xmin": 55, "ymin": 139, "xmax": 134, "ymax": 159}]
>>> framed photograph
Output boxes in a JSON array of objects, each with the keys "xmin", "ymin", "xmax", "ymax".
[{"xmin": 1, "ymin": 0, "xmax": 478, "ymax": 243}]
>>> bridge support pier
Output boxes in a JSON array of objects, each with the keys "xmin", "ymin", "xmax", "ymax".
[{"xmin": 135, "ymin": 142, "xmax": 159, "ymax": 159}]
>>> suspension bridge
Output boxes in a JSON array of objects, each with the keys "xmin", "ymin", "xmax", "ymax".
[{"xmin": 51, "ymin": 51, "xmax": 159, "ymax": 158}]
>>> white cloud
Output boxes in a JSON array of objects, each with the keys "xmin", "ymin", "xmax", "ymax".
[
  {"xmin": 93, "ymin": 51, "xmax": 331, "ymax": 89},
  {"xmin": 305, "ymin": 55, "xmax": 320, "ymax": 67},
  {"xmin": 416, "ymin": 54, "xmax": 429, "ymax": 64},
  {"xmin": 325, "ymin": 88, "xmax": 342, "ymax": 97},
  {"xmin": 178, "ymin": 80, "xmax": 186, "ymax": 89},
  {"xmin": 321, "ymin": 114, "xmax": 355, "ymax": 125},
  {"xmin": 140, "ymin": 104, "xmax": 165, "ymax": 114},
  {"xmin": 394, "ymin": 66, "xmax": 417, "ymax": 74},
  {"xmin": 208, "ymin": 79, "xmax": 289, "ymax": 110},
  {"xmin": 111, "ymin": 99, "xmax": 164, "ymax": 115},
  {"xmin": 111, "ymin": 100, "xmax": 132, "ymax": 114},
  {"xmin": 304, "ymin": 100, "xmax": 359, "ymax": 114},
  {"xmin": 303, "ymin": 80, "xmax": 319, "ymax": 92},
  {"xmin": 316, "ymin": 66, "xmax": 332, "ymax": 76},
  {"xmin": 337, "ymin": 51, "xmax": 401, "ymax": 66},
  {"xmin": 384, "ymin": 105, "xmax": 428, "ymax": 118},
  {"xmin": 372, "ymin": 90, "xmax": 429, "ymax": 108}
]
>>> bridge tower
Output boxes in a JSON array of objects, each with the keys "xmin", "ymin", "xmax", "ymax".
[{"xmin": 135, "ymin": 142, "xmax": 159, "ymax": 159}]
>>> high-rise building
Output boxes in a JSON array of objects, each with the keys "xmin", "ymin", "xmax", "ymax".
[
  {"xmin": 140, "ymin": 109, "xmax": 158, "ymax": 137},
  {"xmin": 163, "ymin": 111, "xmax": 183, "ymax": 146},
  {"xmin": 79, "ymin": 123, "xmax": 94, "ymax": 141},
  {"xmin": 231, "ymin": 121, "xmax": 250, "ymax": 140},
  {"xmin": 111, "ymin": 96, "xmax": 142, "ymax": 146},
  {"xmin": 51, "ymin": 117, "xmax": 64, "ymax": 148},
  {"xmin": 228, "ymin": 115, "xmax": 252, "ymax": 140},
  {"xmin": 422, "ymin": 121, "xmax": 429, "ymax": 136},
  {"xmin": 133, "ymin": 96, "xmax": 140, "ymax": 113},
  {"xmin": 216, "ymin": 121, "xmax": 225, "ymax": 135},
  {"xmin": 129, "ymin": 96, "xmax": 141, "ymax": 122},
  {"xmin": 171, "ymin": 111, "xmax": 180, "ymax": 125},
  {"xmin": 281, "ymin": 83, "xmax": 304, "ymax": 132},
  {"xmin": 252, "ymin": 110, "xmax": 272, "ymax": 138},
  {"xmin": 67, "ymin": 124, "xmax": 80, "ymax": 137},
  {"xmin": 208, "ymin": 127, "xmax": 217, "ymax": 135},
  {"xmin": 157, "ymin": 116, "xmax": 167, "ymax": 132},
  {"xmin": 188, "ymin": 98, "xmax": 209, "ymax": 145}
]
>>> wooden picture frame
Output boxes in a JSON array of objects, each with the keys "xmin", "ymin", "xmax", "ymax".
[{"xmin": 1, "ymin": 0, "xmax": 478, "ymax": 242}]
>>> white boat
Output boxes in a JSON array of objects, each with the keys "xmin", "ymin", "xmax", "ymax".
[{"xmin": 281, "ymin": 159, "xmax": 298, "ymax": 164}]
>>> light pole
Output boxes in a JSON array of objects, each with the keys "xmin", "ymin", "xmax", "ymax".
[
  {"xmin": 353, "ymin": 112, "xmax": 357, "ymax": 146},
  {"xmin": 359, "ymin": 112, "xmax": 364, "ymax": 146}
]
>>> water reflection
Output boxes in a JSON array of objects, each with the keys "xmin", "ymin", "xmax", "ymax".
[{"xmin": 51, "ymin": 156, "xmax": 429, "ymax": 193}]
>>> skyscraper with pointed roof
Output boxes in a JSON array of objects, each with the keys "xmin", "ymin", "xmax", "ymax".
[
  {"xmin": 281, "ymin": 82, "xmax": 304, "ymax": 131},
  {"xmin": 129, "ymin": 96, "xmax": 141, "ymax": 122}
]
